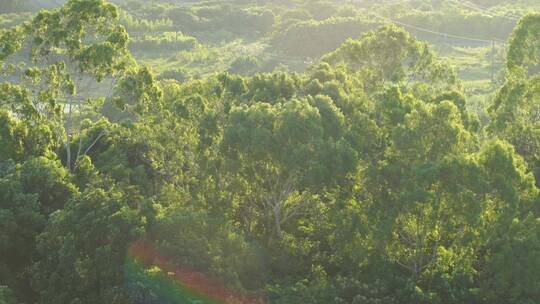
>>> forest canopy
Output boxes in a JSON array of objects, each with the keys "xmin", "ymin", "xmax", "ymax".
[{"xmin": 0, "ymin": 0, "xmax": 539, "ymax": 304}]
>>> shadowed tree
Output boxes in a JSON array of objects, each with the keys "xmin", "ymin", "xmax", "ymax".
[{"xmin": 489, "ymin": 13, "xmax": 540, "ymax": 184}]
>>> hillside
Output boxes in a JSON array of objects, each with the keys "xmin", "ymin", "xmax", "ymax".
[{"xmin": 1, "ymin": 1, "xmax": 539, "ymax": 304}]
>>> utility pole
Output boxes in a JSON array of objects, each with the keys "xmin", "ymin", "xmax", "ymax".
[
  {"xmin": 176, "ymin": 31, "xmax": 179, "ymax": 52},
  {"xmin": 491, "ymin": 39, "xmax": 495, "ymax": 83}
]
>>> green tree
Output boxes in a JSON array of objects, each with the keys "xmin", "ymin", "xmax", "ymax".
[
  {"xmin": 489, "ymin": 13, "xmax": 540, "ymax": 184},
  {"xmin": 223, "ymin": 97, "xmax": 357, "ymax": 238},
  {"xmin": 0, "ymin": 157, "xmax": 76, "ymax": 303},
  {"xmin": 0, "ymin": 110, "xmax": 55, "ymax": 162},
  {"xmin": 506, "ymin": 13, "xmax": 540, "ymax": 73},
  {"xmin": 478, "ymin": 215, "xmax": 540, "ymax": 304},
  {"xmin": 0, "ymin": 0, "xmax": 132, "ymax": 171},
  {"xmin": 0, "ymin": 286, "xmax": 17, "ymax": 304},
  {"xmin": 475, "ymin": 140, "xmax": 539, "ymax": 304},
  {"xmin": 322, "ymin": 24, "xmax": 458, "ymax": 93},
  {"xmin": 32, "ymin": 183, "xmax": 148, "ymax": 304}
]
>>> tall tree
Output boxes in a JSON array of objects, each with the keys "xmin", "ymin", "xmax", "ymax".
[
  {"xmin": 223, "ymin": 97, "xmax": 357, "ymax": 238},
  {"xmin": 322, "ymin": 24, "xmax": 458, "ymax": 93},
  {"xmin": 489, "ymin": 13, "xmax": 540, "ymax": 184},
  {"xmin": 0, "ymin": 0, "xmax": 132, "ymax": 171}
]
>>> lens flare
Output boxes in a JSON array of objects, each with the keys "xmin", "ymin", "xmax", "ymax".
[{"xmin": 125, "ymin": 241, "xmax": 264, "ymax": 304}]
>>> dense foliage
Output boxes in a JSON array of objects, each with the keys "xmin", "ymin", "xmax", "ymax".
[{"xmin": 1, "ymin": 1, "xmax": 539, "ymax": 304}]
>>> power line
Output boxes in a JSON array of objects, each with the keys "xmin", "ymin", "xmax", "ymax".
[
  {"xmin": 448, "ymin": 0, "xmax": 521, "ymax": 22},
  {"xmin": 48, "ymin": 0, "xmax": 65, "ymax": 8},
  {"xmin": 368, "ymin": 11, "xmax": 505, "ymax": 45},
  {"xmin": 342, "ymin": 0, "xmax": 508, "ymax": 44},
  {"xmin": 457, "ymin": 0, "xmax": 524, "ymax": 20}
]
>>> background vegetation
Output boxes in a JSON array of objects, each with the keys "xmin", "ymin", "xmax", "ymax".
[{"xmin": 1, "ymin": 0, "xmax": 539, "ymax": 303}]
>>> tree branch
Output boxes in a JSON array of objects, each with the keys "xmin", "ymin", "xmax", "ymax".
[{"xmin": 82, "ymin": 130, "xmax": 106, "ymax": 157}]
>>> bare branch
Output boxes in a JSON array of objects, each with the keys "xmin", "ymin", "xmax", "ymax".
[
  {"xmin": 281, "ymin": 199, "xmax": 309, "ymax": 224},
  {"xmin": 82, "ymin": 130, "xmax": 107, "ymax": 156}
]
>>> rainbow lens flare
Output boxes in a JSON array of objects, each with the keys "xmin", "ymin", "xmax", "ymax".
[{"xmin": 125, "ymin": 241, "xmax": 264, "ymax": 304}]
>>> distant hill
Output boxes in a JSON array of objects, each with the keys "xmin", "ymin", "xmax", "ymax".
[{"xmin": 30, "ymin": 0, "xmax": 125, "ymax": 10}]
